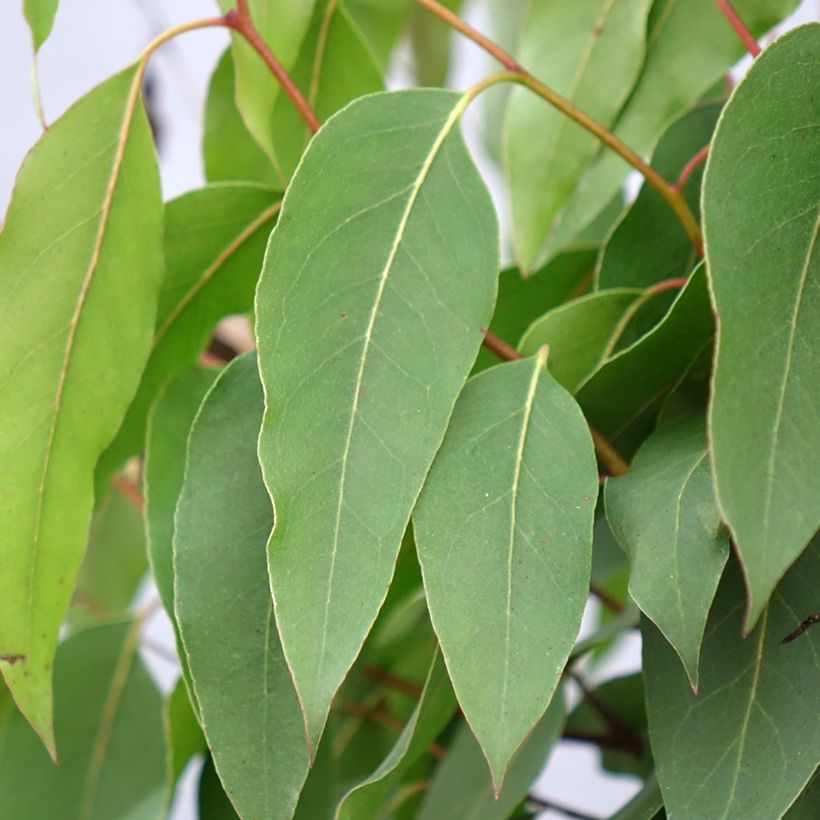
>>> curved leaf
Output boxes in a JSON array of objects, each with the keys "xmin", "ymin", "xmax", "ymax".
[
  {"xmin": 703, "ymin": 24, "xmax": 820, "ymax": 630},
  {"xmin": 0, "ymin": 67, "xmax": 163, "ymax": 751},
  {"xmin": 255, "ymin": 88, "xmax": 498, "ymax": 752},
  {"xmin": 163, "ymin": 677, "xmax": 205, "ymax": 806},
  {"xmin": 24, "ymin": 0, "xmax": 58, "ymax": 50},
  {"xmin": 413, "ymin": 354, "xmax": 597, "ymax": 786}
]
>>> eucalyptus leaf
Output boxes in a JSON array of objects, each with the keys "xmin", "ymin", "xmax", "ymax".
[
  {"xmin": 414, "ymin": 354, "xmax": 597, "ymax": 786},
  {"xmin": 0, "ymin": 66, "xmax": 162, "ymax": 751},
  {"xmin": 163, "ymin": 677, "xmax": 206, "ymax": 802},
  {"xmin": 24, "ymin": 0, "xmax": 58, "ymax": 50},
  {"xmin": 344, "ymin": 0, "xmax": 411, "ymax": 69},
  {"xmin": 703, "ymin": 23, "xmax": 820, "ymax": 630},
  {"xmin": 199, "ymin": 755, "xmax": 240, "ymax": 820},
  {"xmin": 174, "ymin": 353, "xmax": 310, "ymax": 820},
  {"xmin": 610, "ymin": 774, "xmax": 663, "ymax": 820},
  {"xmin": 644, "ymin": 542, "xmax": 820, "ymax": 819},
  {"xmin": 255, "ymin": 88, "xmax": 498, "ymax": 752}
]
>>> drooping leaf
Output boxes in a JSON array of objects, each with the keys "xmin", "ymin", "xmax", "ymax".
[
  {"xmin": 518, "ymin": 288, "xmax": 643, "ymax": 392},
  {"xmin": 96, "ymin": 183, "xmax": 279, "ymax": 487},
  {"xmin": 255, "ymin": 88, "xmax": 498, "ymax": 752},
  {"xmin": 644, "ymin": 542, "xmax": 820, "ymax": 819},
  {"xmin": 0, "ymin": 620, "xmax": 166, "ymax": 818},
  {"xmin": 203, "ymin": 49, "xmax": 279, "ymax": 186},
  {"xmin": 606, "ymin": 416, "xmax": 729, "ymax": 688},
  {"xmin": 703, "ymin": 24, "xmax": 820, "ymax": 630},
  {"xmin": 418, "ymin": 692, "xmax": 565, "ymax": 820},
  {"xmin": 0, "ymin": 66, "xmax": 163, "ymax": 751},
  {"xmin": 163, "ymin": 676, "xmax": 206, "ymax": 807},
  {"xmin": 413, "ymin": 353, "xmax": 597, "ymax": 786},
  {"xmin": 174, "ymin": 353, "xmax": 310, "ymax": 819},
  {"xmin": 24, "ymin": 0, "xmax": 58, "ymax": 50},
  {"xmin": 504, "ymin": 0, "xmax": 652, "ymax": 271},
  {"xmin": 336, "ymin": 650, "xmax": 456, "ymax": 819}
]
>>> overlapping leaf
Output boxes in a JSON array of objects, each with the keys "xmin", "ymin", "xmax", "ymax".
[
  {"xmin": 0, "ymin": 66, "xmax": 163, "ymax": 751},
  {"xmin": 703, "ymin": 24, "xmax": 820, "ymax": 630},
  {"xmin": 163, "ymin": 677, "xmax": 206, "ymax": 807},
  {"xmin": 255, "ymin": 89, "xmax": 498, "ymax": 752},
  {"xmin": 414, "ymin": 354, "xmax": 597, "ymax": 786}
]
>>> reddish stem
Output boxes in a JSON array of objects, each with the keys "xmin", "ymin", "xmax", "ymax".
[
  {"xmin": 714, "ymin": 0, "xmax": 762, "ymax": 57},
  {"xmin": 589, "ymin": 583, "xmax": 625, "ymax": 614},
  {"xmin": 646, "ymin": 276, "xmax": 688, "ymax": 295},
  {"xmin": 674, "ymin": 144, "xmax": 711, "ymax": 192}
]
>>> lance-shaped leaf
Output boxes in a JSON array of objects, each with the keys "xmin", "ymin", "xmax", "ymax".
[
  {"xmin": 255, "ymin": 89, "xmax": 498, "ymax": 751},
  {"xmin": 336, "ymin": 650, "xmax": 456, "ymax": 820},
  {"xmin": 418, "ymin": 691, "xmax": 566, "ymax": 820},
  {"xmin": 413, "ymin": 353, "xmax": 597, "ymax": 787},
  {"xmin": 504, "ymin": 0, "xmax": 652, "ymax": 271},
  {"xmin": 24, "ymin": 0, "xmax": 58, "ymax": 50},
  {"xmin": 703, "ymin": 24, "xmax": 820, "ymax": 630},
  {"xmin": 96, "ymin": 183, "xmax": 279, "ymax": 486},
  {"xmin": 519, "ymin": 288, "xmax": 643, "ymax": 391},
  {"xmin": 0, "ymin": 620, "xmax": 165, "ymax": 818},
  {"xmin": 606, "ymin": 417, "xmax": 728, "ymax": 688},
  {"xmin": 163, "ymin": 678, "xmax": 206, "ymax": 808},
  {"xmin": 175, "ymin": 354, "xmax": 310, "ymax": 819},
  {"xmin": 199, "ymin": 755, "xmax": 241, "ymax": 820},
  {"xmin": 0, "ymin": 66, "xmax": 162, "ymax": 751},
  {"xmin": 643, "ymin": 541, "xmax": 820, "ymax": 820}
]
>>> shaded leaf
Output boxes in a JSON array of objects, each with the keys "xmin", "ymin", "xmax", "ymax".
[
  {"xmin": 504, "ymin": 0, "xmax": 652, "ymax": 271},
  {"xmin": 610, "ymin": 774, "xmax": 663, "ymax": 820},
  {"xmin": 344, "ymin": 0, "xmax": 411, "ymax": 69},
  {"xmin": 783, "ymin": 771, "xmax": 819, "ymax": 819},
  {"xmin": 199, "ymin": 755, "xmax": 240, "ymax": 820},
  {"xmin": 643, "ymin": 543, "xmax": 820, "ymax": 820},
  {"xmin": 413, "ymin": 354, "xmax": 597, "ymax": 786},
  {"xmin": 163, "ymin": 677, "xmax": 205, "ymax": 803},
  {"xmin": 703, "ymin": 24, "xmax": 820, "ymax": 630},
  {"xmin": 24, "ymin": 0, "xmax": 58, "ymax": 50},
  {"xmin": 409, "ymin": 0, "xmax": 462, "ymax": 87},
  {"xmin": 255, "ymin": 88, "xmax": 498, "ymax": 752},
  {"xmin": 606, "ymin": 416, "xmax": 729, "ymax": 687},
  {"xmin": 175, "ymin": 353, "xmax": 309, "ymax": 819},
  {"xmin": 0, "ymin": 66, "xmax": 163, "ymax": 750}
]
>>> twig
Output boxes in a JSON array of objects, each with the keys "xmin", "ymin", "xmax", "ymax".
[
  {"xmin": 714, "ymin": 0, "xmax": 761, "ymax": 57},
  {"xmin": 363, "ymin": 665, "xmax": 424, "ymax": 699},
  {"xmin": 589, "ymin": 583, "xmax": 625, "ymax": 614},
  {"xmin": 111, "ymin": 474, "xmax": 145, "ymax": 513},
  {"xmin": 339, "ymin": 701, "xmax": 446, "ymax": 758},
  {"xmin": 781, "ymin": 614, "xmax": 820, "ymax": 644},
  {"xmin": 674, "ymin": 144, "xmax": 711, "ymax": 192}
]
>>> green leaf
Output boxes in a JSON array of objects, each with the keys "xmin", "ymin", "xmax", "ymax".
[
  {"xmin": 96, "ymin": 183, "xmax": 279, "ymax": 485},
  {"xmin": 0, "ymin": 66, "xmax": 163, "ymax": 752},
  {"xmin": 605, "ymin": 416, "xmax": 729, "ymax": 688},
  {"xmin": 547, "ymin": 0, "xmax": 801, "ymax": 252},
  {"xmin": 203, "ymin": 49, "xmax": 279, "ymax": 186},
  {"xmin": 344, "ymin": 0, "xmax": 410, "ymax": 69},
  {"xmin": 504, "ymin": 0, "xmax": 652, "ymax": 271},
  {"xmin": 199, "ymin": 755, "xmax": 240, "ymax": 820},
  {"xmin": 703, "ymin": 24, "xmax": 820, "ymax": 630},
  {"xmin": 418, "ymin": 692, "xmax": 565, "ymax": 819},
  {"xmin": 0, "ymin": 620, "xmax": 166, "ymax": 818},
  {"xmin": 255, "ymin": 88, "xmax": 498, "ymax": 752},
  {"xmin": 174, "ymin": 353, "xmax": 310, "ymax": 819},
  {"xmin": 163, "ymin": 677, "xmax": 206, "ymax": 805},
  {"xmin": 409, "ymin": 0, "xmax": 462, "ymax": 87},
  {"xmin": 644, "ymin": 542, "xmax": 820, "ymax": 819},
  {"xmin": 519, "ymin": 288, "xmax": 643, "ymax": 392},
  {"xmin": 413, "ymin": 353, "xmax": 597, "ymax": 786},
  {"xmin": 784, "ymin": 772, "xmax": 819, "ymax": 819},
  {"xmin": 473, "ymin": 247, "xmax": 597, "ymax": 373},
  {"xmin": 576, "ymin": 264, "xmax": 713, "ymax": 454},
  {"xmin": 610, "ymin": 774, "xmax": 663, "ymax": 820},
  {"xmin": 24, "ymin": 0, "xmax": 58, "ymax": 50},
  {"xmin": 336, "ymin": 650, "xmax": 456, "ymax": 819}
]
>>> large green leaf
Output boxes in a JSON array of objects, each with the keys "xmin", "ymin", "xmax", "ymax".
[
  {"xmin": 518, "ymin": 288, "xmax": 643, "ymax": 391},
  {"xmin": 504, "ymin": 0, "xmax": 652, "ymax": 271},
  {"xmin": 606, "ymin": 416, "xmax": 729, "ymax": 688},
  {"xmin": 199, "ymin": 755, "xmax": 240, "ymax": 820},
  {"xmin": 336, "ymin": 650, "xmax": 456, "ymax": 819},
  {"xmin": 644, "ymin": 542, "xmax": 820, "ymax": 819},
  {"xmin": 547, "ymin": 0, "xmax": 801, "ymax": 252},
  {"xmin": 0, "ymin": 67, "xmax": 162, "ymax": 751},
  {"xmin": 703, "ymin": 24, "xmax": 820, "ymax": 630},
  {"xmin": 255, "ymin": 88, "xmax": 498, "ymax": 752},
  {"xmin": 174, "ymin": 353, "xmax": 310, "ymax": 819},
  {"xmin": 610, "ymin": 775, "xmax": 663, "ymax": 820},
  {"xmin": 413, "ymin": 354, "xmax": 597, "ymax": 786},
  {"xmin": 24, "ymin": 0, "xmax": 58, "ymax": 50},
  {"xmin": 418, "ymin": 692, "xmax": 565, "ymax": 819},
  {"xmin": 96, "ymin": 183, "xmax": 279, "ymax": 486},
  {"xmin": 0, "ymin": 620, "xmax": 165, "ymax": 819},
  {"xmin": 163, "ymin": 677, "xmax": 206, "ymax": 807}
]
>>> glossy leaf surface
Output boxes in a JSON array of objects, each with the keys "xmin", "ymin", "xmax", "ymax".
[
  {"xmin": 414, "ymin": 354, "xmax": 597, "ymax": 786},
  {"xmin": 0, "ymin": 67, "xmax": 162, "ymax": 749},
  {"xmin": 703, "ymin": 24, "xmax": 820, "ymax": 629},
  {"xmin": 175, "ymin": 354, "xmax": 309, "ymax": 819},
  {"xmin": 256, "ymin": 89, "xmax": 498, "ymax": 751}
]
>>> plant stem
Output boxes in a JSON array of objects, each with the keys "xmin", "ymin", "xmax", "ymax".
[
  {"xmin": 111, "ymin": 474, "xmax": 145, "ymax": 513},
  {"xmin": 589, "ymin": 583, "xmax": 625, "ymax": 614},
  {"xmin": 714, "ymin": 0, "xmax": 762, "ymax": 57},
  {"xmin": 416, "ymin": 0, "xmax": 703, "ymax": 256},
  {"xmin": 675, "ymin": 144, "xmax": 711, "ymax": 191},
  {"xmin": 525, "ymin": 795, "xmax": 603, "ymax": 820},
  {"xmin": 362, "ymin": 665, "xmax": 424, "ymax": 698}
]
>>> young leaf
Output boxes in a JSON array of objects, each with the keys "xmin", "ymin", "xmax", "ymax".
[
  {"xmin": 518, "ymin": 288, "xmax": 643, "ymax": 391},
  {"xmin": 0, "ymin": 620, "xmax": 166, "ymax": 818},
  {"xmin": 417, "ymin": 691, "xmax": 565, "ymax": 820},
  {"xmin": 174, "ymin": 353, "xmax": 310, "ymax": 819},
  {"xmin": 255, "ymin": 89, "xmax": 498, "ymax": 752},
  {"xmin": 0, "ymin": 66, "xmax": 163, "ymax": 751},
  {"xmin": 606, "ymin": 416, "xmax": 729, "ymax": 688},
  {"xmin": 643, "ymin": 542, "xmax": 820, "ymax": 819},
  {"xmin": 96, "ymin": 183, "xmax": 279, "ymax": 486},
  {"xmin": 504, "ymin": 0, "xmax": 652, "ymax": 271},
  {"xmin": 163, "ymin": 678, "xmax": 206, "ymax": 806},
  {"xmin": 24, "ymin": 0, "xmax": 58, "ymax": 50},
  {"xmin": 703, "ymin": 23, "xmax": 820, "ymax": 630},
  {"xmin": 413, "ymin": 353, "xmax": 597, "ymax": 787}
]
